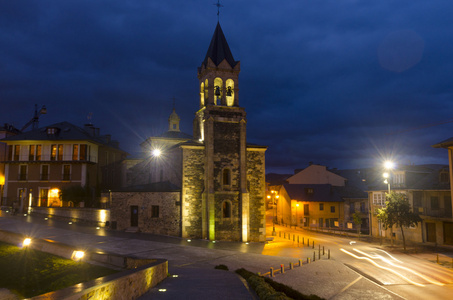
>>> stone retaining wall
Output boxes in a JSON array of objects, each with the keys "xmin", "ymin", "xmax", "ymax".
[
  {"xmin": 0, "ymin": 229, "xmax": 168, "ymax": 299},
  {"xmin": 30, "ymin": 207, "xmax": 110, "ymax": 227}
]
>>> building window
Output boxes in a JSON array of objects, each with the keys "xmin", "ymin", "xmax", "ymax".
[
  {"xmin": 413, "ymin": 191, "xmax": 422, "ymax": 207},
  {"xmin": 80, "ymin": 144, "xmax": 87, "ymax": 161},
  {"xmin": 51, "ymin": 145, "xmax": 57, "ymax": 161},
  {"xmin": 151, "ymin": 205, "xmax": 159, "ymax": 218},
  {"xmin": 73, "ymin": 144, "xmax": 79, "ymax": 160},
  {"xmin": 19, "ymin": 165, "xmax": 27, "ymax": 181},
  {"xmin": 305, "ymin": 188, "xmax": 314, "ymax": 195},
  {"xmin": 7, "ymin": 145, "xmax": 13, "ymax": 160},
  {"xmin": 36, "ymin": 145, "xmax": 42, "ymax": 161},
  {"xmin": 373, "ymin": 192, "xmax": 386, "ymax": 206},
  {"xmin": 62, "ymin": 165, "xmax": 71, "ymax": 181},
  {"xmin": 331, "ymin": 206, "xmax": 335, "ymax": 213},
  {"xmin": 431, "ymin": 196, "xmax": 439, "ymax": 210},
  {"xmin": 14, "ymin": 145, "xmax": 20, "ymax": 161},
  {"xmin": 58, "ymin": 144, "xmax": 63, "ymax": 161},
  {"xmin": 41, "ymin": 165, "xmax": 49, "ymax": 181},
  {"xmin": 440, "ymin": 171, "xmax": 449, "ymax": 183},
  {"xmin": 319, "ymin": 218, "xmax": 323, "ymax": 228},
  {"xmin": 360, "ymin": 202, "xmax": 366, "ymax": 213},
  {"xmin": 47, "ymin": 127, "xmax": 57, "ymax": 135},
  {"xmin": 349, "ymin": 203, "xmax": 355, "ymax": 213},
  {"xmin": 304, "ymin": 204, "xmax": 309, "ymax": 216},
  {"xmin": 223, "ymin": 168, "xmax": 231, "ymax": 186},
  {"xmin": 29, "ymin": 145, "xmax": 35, "ymax": 161},
  {"xmin": 222, "ymin": 201, "xmax": 232, "ymax": 218},
  {"xmin": 319, "ymin": 203, "xmax": 324, "ymax": 211}
]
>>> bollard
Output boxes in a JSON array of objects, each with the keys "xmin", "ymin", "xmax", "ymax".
[
  {"xmin": 308, "ymin": 257, "xmax": 311, "ymax": 264},
  {"xmin": 437, "ymin": 254, "xmax": 439, "ymax": 264},
  {"xmin": 318, "ymin": 245, "xmax": 321, "ymax": 259},
  {"xmin": 279, "ymin": 231, "xmax": 281, "ymax": 237},
  {"xmin": 297, "ymin": 235, "xmax": 300, "ymax": 244},
  {"xmin": 288, "ymin": 233, "xmax": 291, "ymax": 240},
  {"xmin": 302, "ymin": 237, "xmax": 305, "ymax": 245},
  {"xmin": 328, "ymin": 249, "xmax": 330, "ymax": 259},
  {"xmin": 293, "ymin": 235, "xmax": 295, "ymax": 242},
  {"xmin": 270, "ymin": 267, "xmax": 274, "ymax": 277},
  {"xmin": 313, "ymin": 251, "xmax": 316, "ymax": 262},
  {"xmin": 290, "ymin": 262, "xmax": 293, "ymax": 270},
  {"xmin": 281, "ymin": 264, "xmax": 285, "ymax": 274},
  {"xmin": 323, "ymin": 246, "xmax": 325, "ymax": 255},
  {"xmin": 299, "ymin": 259, "xmax": 302, "ymax": 267},
  {"xmin": 284, "ymin": 232, "xmax": 286, "ymax": 239},
  {"xmin": 312, "ymin": 240, "xmax": 314, "ymax": 249}
]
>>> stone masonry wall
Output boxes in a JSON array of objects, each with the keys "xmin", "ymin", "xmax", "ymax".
[
  {"xmin": 110, "ymin": 192, "xmax": 180, "ymax": 236},
  {"xmin": 247, "ymin": 149, "xmax": 266, "ymax": 242},
  {"xmin": 181, "ymin": 147, "xmax": 205, "ymax": 238}
]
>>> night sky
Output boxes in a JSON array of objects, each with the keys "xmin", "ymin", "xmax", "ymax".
[{"xmin": 1, "ymin": 1, "xmax": 453, "ymax": 173}]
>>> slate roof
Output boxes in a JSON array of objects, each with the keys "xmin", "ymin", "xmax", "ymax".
[
  {"xmin": 202, "ymin": 22, "xmax": 238, "ymax": 68},
  {"xmin": 1, "ymin": 121, "xmax": 123, "ymax": 150},
  {"xmin": 283, "ymin": 184, "xmax": 344, "ymax": 202},
  {"xmin": 159, "ymin": 130, "xmax": 193, "ymax": 139}
]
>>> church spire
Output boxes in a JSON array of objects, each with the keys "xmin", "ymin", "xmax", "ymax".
[{"xmin": 202, "ymin": 22, "xmax": 238, "ymax": 68}]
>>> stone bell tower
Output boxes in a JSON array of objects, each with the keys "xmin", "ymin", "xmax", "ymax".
[{"xmin": 194, "ymin": 22, "xmax": 250, "ymax": 241}]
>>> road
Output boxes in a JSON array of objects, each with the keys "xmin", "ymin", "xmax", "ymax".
[{"xmin": 266, "ymin": 212, "xmax": 453, "ymax": 300}]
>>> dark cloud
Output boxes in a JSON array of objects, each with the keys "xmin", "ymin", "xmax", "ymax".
[{"xmin": 1, "ymin": 0, "xmax": 452, "ymax": 173}]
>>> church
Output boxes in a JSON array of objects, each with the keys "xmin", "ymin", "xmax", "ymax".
[{"xmin": 110, "ymin": 22, "xmax": 267, "ymax": 242}]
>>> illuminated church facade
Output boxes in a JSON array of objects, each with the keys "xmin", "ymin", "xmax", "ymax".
[{"xmin": 111, "ymin": 22, "xmax": 267, "ymax": 242}]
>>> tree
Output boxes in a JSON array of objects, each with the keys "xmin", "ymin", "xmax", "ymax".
[
  {"xmin": 352, "ymin": 211, "xmax": 363, "ymax": 239},
  {"xmin": 377, "ymin": 192, "xmax": 422, "ymax": 251}
]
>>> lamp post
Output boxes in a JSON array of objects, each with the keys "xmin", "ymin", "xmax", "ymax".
[
  {"xmin": 296, "ymin": 203, "xmax": 299, "ymax": 228},
  {"xmin": 267, "ymin": 190, "xmax": 279, "ymax": 236},
  {"xmin": 381, "ymin": 160, "xmax": 394, "ymax": 245}
]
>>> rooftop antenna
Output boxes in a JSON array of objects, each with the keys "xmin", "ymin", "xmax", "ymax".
[{"xmin": 214, "ymin": 0, "xmax": 223, "ymax": 22}]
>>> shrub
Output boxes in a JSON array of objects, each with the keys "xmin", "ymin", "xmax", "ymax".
[{"xmin": 214, "ymin": 264, "xmax": 229, "ymax": 271}]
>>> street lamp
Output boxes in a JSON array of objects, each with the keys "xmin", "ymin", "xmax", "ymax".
[
  {"xmin": 267, "ymin": 190, "xmax": 279, "ymax": 236},
  {"xmin": 296, "ymin": 203, "xmax": 299, "ymax": 228},
  {"xmin": 383, "ymin": 160, "xmax": 394, "ymax": 194}
]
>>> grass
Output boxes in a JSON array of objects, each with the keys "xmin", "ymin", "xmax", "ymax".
[{"xmin": 0, "ymin": 241, "xmax": 118, "ymax": 298}]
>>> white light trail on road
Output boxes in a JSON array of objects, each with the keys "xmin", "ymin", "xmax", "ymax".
[
  {"xmin": 352, "ymin": 249, "xmax": 445, "ymax": 286},
  {"xmin": 349, "ymin": 241, "xmax": 356, "ymax": 245},
  {"xmin": 374, "ymin": 249, "xmax": 403, "ymax": 263},
  {"xmin": 340, "ymin": 248, "xmax": 425, "ymax": 287}
]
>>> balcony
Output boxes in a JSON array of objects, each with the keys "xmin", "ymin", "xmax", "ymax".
[{"xmin": 416, "ymin": 206, "xmax": 452, "ymax": 218}]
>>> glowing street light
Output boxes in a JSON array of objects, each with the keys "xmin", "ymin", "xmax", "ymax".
[
  {"xmin": 23, "ymin": 238, "xmax": 31, "ymax": 247},
  {"xmin": 267, "ymin": 190, "xmax": 279, "ymax": 236},
  {"xmin": 152, "ymin": 149, "xmax": 161, "ymax": 157}
]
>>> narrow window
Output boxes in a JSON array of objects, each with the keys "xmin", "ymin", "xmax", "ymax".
[
  {"xmin": 73, "ymin": 144, "xmax": 79, "ymax": 160},
  {"xmin": 36, "ymin": 145, "xmax": 42, "ymax": 161},
  {"xmin": 304, "ymin": 204, "xmax": 309, "ymax": 216},
  {"xmin": 51, "ymin": 145, "xmax": 57, "ymax": 161},
  {"xmin": 80, "ymin": 144, "xmax": 87, "ymax": 161},
  {"xmin": 319, "ymin": 203, "xmax": 324, "ymax": 211},
  {"xmin": 431, "ymin": 197, "xmax": 439, "ymax": 210},
  {"xmin": 63, "ymin": 165, "xmax": 71, "ymax": 181},
  {"xmin": 7, "ymin": 145, "xmax": 13, "ymax": 161},
  {"xmin": 58, "ymin": 144, "xmax": 63, "ymax": 161},
  {"xmin": 29, "ymin": 145, "xmax": 35, "ymax": 161},
  {"xmin": 19, "ymin": 165, "xmax": 27, "ymax": 180},
  {"xmin": 151, "ymin": 205, "xmax": 159, "ymax": 218},
  {"xmin": 223, "ymin": 168, "xmax": 231, "ymax": 186},
  {"xmin": 331, "ymin": 206, "xmax": 335, "ymax": 213},
  {"xmin": 14, "ymin": 145, "xmax": 20, "ymax": 161},
  {"xmin": 223, "ymin": 201, "xmax": 231, "ymax": 218},
  {"xmin": 41, "ymin": 165, "xmax": 49, "ymax": 181}
]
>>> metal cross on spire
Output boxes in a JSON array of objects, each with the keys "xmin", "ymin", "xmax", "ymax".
[{"xmin": 214, "ymin": 0, "xmax": 223, "ymax": 22}]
